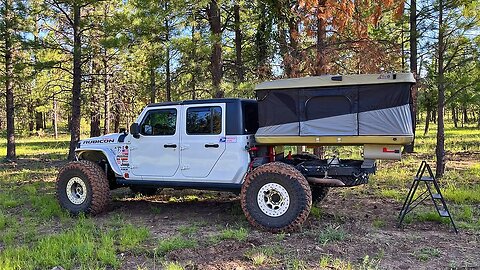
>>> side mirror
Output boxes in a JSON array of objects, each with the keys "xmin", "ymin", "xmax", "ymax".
[{"xmin": 130, "ymin": 123, "xmax": 140, "ymax": 139}]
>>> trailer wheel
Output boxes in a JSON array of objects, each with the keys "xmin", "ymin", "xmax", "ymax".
[
  {"xmin": 241, "ymin": 162, "xmax": 312, "ymax": 232},
  {"xmin": 311, "ymin": 186, "xmax": 329, "ymax": 204},
  {"xmin": 56, "ymin": 160, "xmax": 111, "ymax": 215}
]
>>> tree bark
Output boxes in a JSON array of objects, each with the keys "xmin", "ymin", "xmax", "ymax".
[
  {"xmin": 28, "ymin": 103, "xmax": 35, "ymax": 132},
  {"xmin": 234, "ymin": 2, "xmax": 244, "ymax": 83},
  {"xmin": 462, "ymin": 106, "xmax": 468, "ymax": 124},
  {"xmin": 165, "ymin": 12, "xmax": 172, "ymax": 102},
  {"xmin": 424, "ymin": 107, "xmax": 431, "ymax": 135},
  {"xmin": 435, "ymin": 0, "xmax": 446, "ymax": 178},
  {"xmin": 103, "ymin": 56, "xmax": 110, "ymax": 134},
  {"xmin": 452, "ymin": 105, "xmax": 458, "ymax": 128},
  {"xmin": 68, "ymin": 3, "xmax": 82, "ymax": 161},
  {"xmin": 287, "ymin": 17, "xmax": 300, "ymax": 77},
  {"xmin": 404, "ymin": 0, "xmax": 418, "ymax": 153},
  {"xmin": 315, "ymin": 0, "xmax": 327, "ymax": 76},
  {"xmin": 113, "ymin": 101, "xmax": 121, "ymax": 132},
  {"xmin": 207, "ymin": 0, "xmax": 223, "ymax": 98},
  {"xmin": 53, "ymin": 96, "xmax": 58, "ymax": 140},
  {"xmin": 190, "ymin": 21, "xmax": 197, "ymax": 100},
  {"xmin": 150, "ymin": 65, "xmax": 156, "ymax": 103},
  {"xmin": 4, "ymin": 0, "xmax": 16, "ymax": 160},
  {"xmin": 35, "ymin": 112, "xmax": 44, "ymax": 130},
  {"xmin": 256, "ymin": 1, "xmax": 271, "ymax": 79}
]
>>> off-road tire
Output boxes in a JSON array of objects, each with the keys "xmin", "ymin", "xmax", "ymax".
[
  {"xmin": 56, "ymin": 160, "xmax": 111, "ymax": 215},
  {"xmin": 130, "ymin": 186, "xmax": 160, "ymax": 196},
  {"xmin": 241, "ymin": 162, "xmax": 312, "ymax": 232},
  {"xmin": 311, "ymin": 186, "xmax": 329, "ymax": 204}
]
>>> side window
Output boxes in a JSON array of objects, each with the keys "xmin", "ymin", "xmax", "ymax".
[
  {"xmin": 141, "ymin": 109, "xmax": 177, "ymax": 136},
  {"xmin": 186, "ymin": 106, "xmax": 222, "ymax": 135}
]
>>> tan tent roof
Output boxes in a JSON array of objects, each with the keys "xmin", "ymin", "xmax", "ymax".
[{"xmin": 255, "ymin": 73, "xmax": 415, "ymax": 90}]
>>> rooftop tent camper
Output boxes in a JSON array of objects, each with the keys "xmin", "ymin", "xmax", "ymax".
[{"xmin": 254, "ymin": 73, "xmax": 416, "ymax": 146}]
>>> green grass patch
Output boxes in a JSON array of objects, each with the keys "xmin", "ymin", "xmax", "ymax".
[
  {"xmin": 245, "ymin": 245, "xmax": 284, "ymax": 266},
  {"xmin": 157, "ymin": 236, "xmax": 198, "ymax": 256},
  {"xmin": 177, "ymin": 224, "xmax": 199, "ymax": 236},
  {"xmin": 378, "ymin": 189, "xmax": 405, "ymax": 201},
  {"xmin": 0, "ymin": 218, "xmax": 119, "ymax": 270},
  {"xmin": 413, "ymin": 247, "xmax": 441, "ymax": 261},
  {"xmin": 443, "ymin": 186, "xmax": 480, "ymax": 204},
  {"xmin": 310, "ymin": 206, "xmax": 322, "ymax": 218},
  {"xmin": 218, "ymin": 227, "xmax": 248, "ymax": 241},
  {"xmin": 316, "ymin": 225, "xmax": 347, "ymax": 245},
  {"xmin": 163, "ymin": 261, "xmax": 184, "ymax": 270},
  {"xmin": 118, "ymin": 223, "xmax": 150, "ymax": 251},
  {"xmin": 372, "ymin": 219, "xmax": 386, "ymax": 229}
]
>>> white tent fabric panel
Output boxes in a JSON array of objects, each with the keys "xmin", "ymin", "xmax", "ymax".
[
  {"xmin": 300, "ymin": 114, "xmax": 357, "ymax": 136},
  {"xmin": 358, "ymin": 104, "xmax": 413, "ymax": 136}
]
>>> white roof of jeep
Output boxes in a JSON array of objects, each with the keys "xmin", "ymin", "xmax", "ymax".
[{"xmin": 255, "ymin": 73, "xmax": 415, "ymax": 90}]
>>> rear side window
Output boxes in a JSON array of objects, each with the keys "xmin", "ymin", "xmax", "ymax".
[
  {"xmin": 186, "ymin": 106, "xmax": 222, "ymax": 135},
  {"xmin": 243, "ymin": 102, "xmax": 258, "ymax": 134},
  {"xmin": 141, "ymin": 109, "xmax": 177, "ymax": 136}
]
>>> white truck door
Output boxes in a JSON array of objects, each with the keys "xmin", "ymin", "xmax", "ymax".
[
  {"xmin": 130, "ymin": 106, "xmax": 180, "ymax": 177},
  {"xmin": 180, "ymin": 103, "xmax": 226, "ymax": 178}
]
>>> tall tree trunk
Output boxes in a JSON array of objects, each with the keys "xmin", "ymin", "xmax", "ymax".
[
  {"xmin": 315, "ymin": 0, "xmax": 327, "ymax": 76},
  {"xmin": 103, "ymin": 56, "xmax": 110, "ymax": 134},
  {"xmin": 35, "ymin": 112, "xmax": 43, "ymax": 130},
  {"xmin": 313, "ymin": 1, "xmax": 327, "ymax": 157},
  {"xmin": 435, "ymin": 0, "xmax": 446, "ymax": 178},
  {"xmin": 28, "ymin": 103, "xmax": 35, "ymax": 132},
  {"xmin": 234, "ymin": 2, "xmax": 244, "ymax": 83},
  {"xmin": 68, "ymin": 3, "xmax": 82, "ymax": 161},
  {"xmin": 405, "ymin": 0, "xmax": 418, "ymax": 153},
  {"xmin": 90, "ymin": 92, "xmax": 101, "ymax": 137},
  {"xmin": 478, "ymin": 109, "xmax": 480, "ymax": 128},
  {"xmin": 190, "ymin": 21, "xmax": 197, "ymax": 100},
  {"xmin": 4, "ymin": 0, "xmax": 16, "ymax": 160},
  {"xmin": 113, "ymin": 101, "xmax": 121, "ymax": 132},
  {"xmin": 53, "ymin": 96, "xmax": 58, "ymax": 140},
  {"xmin": 462, "ymin": 106, "xmax": 468, "ymax": 124},
  {"xmin": 287, "ymin": 17, "xmax": 300, "ymax": 77},
  {"xmin": 90, "ymin": 58, "xmax": 101, "ymax": 137},
  {"xmin": 207, "ymin": 0, "xmax": 223, "ymax": 98},
  {"xmin": 424, "ymin": 107, "xmax": 431, "ymax": 135},
  {"xmin": 165, "ymin": 15, "xmax": 172, "ymax": 102},
  {"xmin": 256, "ymin": 1, "xmax": 271, "ymax": 79},
  {"xmin": 452, "ymin": 104, "xmax": 458, "ymax": 128},
  {"xmin": 102, "ymin": 7, "xmax": 111, "ymax": 135},
  {"xmin": 150, "ymin": 65, "xmax": 156, "ymax": 103}
]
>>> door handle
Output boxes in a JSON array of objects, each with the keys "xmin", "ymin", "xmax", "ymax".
[
  {"xmin": 205, "ymin": 143, "xmax": 219, "ymax": 148},
  {"xmin": 164, "ymin": 144, "xmax": 177, "ymax": 148}
]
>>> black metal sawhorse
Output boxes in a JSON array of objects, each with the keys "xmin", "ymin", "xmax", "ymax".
[{"xmin": 398, "ymin": 161, "xmax": 458, "ymax": 233}]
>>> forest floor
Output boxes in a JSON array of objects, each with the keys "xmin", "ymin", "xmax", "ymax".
[{"xmin": 0, "ymin": 124, "xmax": 479, "ymax": 270}]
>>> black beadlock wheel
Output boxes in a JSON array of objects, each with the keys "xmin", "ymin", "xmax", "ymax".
[
  {"xmin": 311, "ymin": 186, "xmax": 329, "ymax": 204},
  {"xmin": 56, "ymin": 160, "xmax": 111, "ymax": 215},
  {"xmin": 130, "ymin": 186, "xmax": 160, "ymax": 196},
  {"xmin": 241, "ymin": 162, "xmax": 312, "ymax": 232}
]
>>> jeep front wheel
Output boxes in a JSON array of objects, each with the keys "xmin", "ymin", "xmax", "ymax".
[
  {"xmin": 56, "ymin": 160, "xmax": 111, "ymax": 215},
  {"xmin": 241, "ymin": 162, "xmax": 312, "ymax": 232}
]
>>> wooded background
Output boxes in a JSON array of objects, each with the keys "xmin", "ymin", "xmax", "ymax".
[{"xmin": 1, "ymin": 0, "xmax": 479, "ymax": 177}]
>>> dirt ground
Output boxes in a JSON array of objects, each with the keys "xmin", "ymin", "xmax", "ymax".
[{"xmin": 102, "ymin": 186, "xmax": 479, "ymax": 270}]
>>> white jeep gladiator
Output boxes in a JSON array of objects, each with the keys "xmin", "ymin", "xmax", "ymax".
[{"xmin": 56, "ymin": 73, "xmax": 415, "ymax": 232}]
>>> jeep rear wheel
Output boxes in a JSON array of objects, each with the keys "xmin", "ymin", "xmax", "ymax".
[
  {"xmin": 241, "ymin": 162, "xmax": 312, "ymax": 232},
  {"xmin": 56, "ymin": 160, "xmax": 111, "ymax": 215}
]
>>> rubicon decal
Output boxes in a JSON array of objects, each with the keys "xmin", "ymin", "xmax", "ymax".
[{"xmin": 82, "ymin": 139, "xmax": 115, "ymax": 144}]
